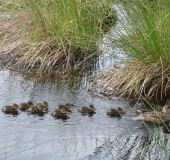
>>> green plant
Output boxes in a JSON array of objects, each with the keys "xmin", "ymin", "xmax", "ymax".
[
  {"xmin": 101, "ymin": 0, "xmax": 170, "ymax": 101},
  {"xmin": 19, "ymin": 0, "xmax": 116, "ymax": 72}
]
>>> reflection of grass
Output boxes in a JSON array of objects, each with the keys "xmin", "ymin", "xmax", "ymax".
[{"xmin": 0, "ymin": 0, "xmax": 117, "ymax": 73}]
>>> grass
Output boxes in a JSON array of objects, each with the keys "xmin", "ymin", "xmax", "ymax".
[
  {"xmin": 0, "ymin": 0, "xmax": 116, "ymax": 73},
  {"xmin": 98, "ymin": 0, "xmax": 170, "ymax": 104}
]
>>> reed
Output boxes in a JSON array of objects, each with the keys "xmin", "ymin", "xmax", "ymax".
[
  {"xmin": 100, "ymin": 0, "xmax": 170, "ymax": 103},
  {"xmin": 0, "ymin": 0, "xmax": 116, "ymax": 72}
]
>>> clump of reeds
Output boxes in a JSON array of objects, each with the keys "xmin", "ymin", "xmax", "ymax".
[
  {"xmin": 99, "ymin": 0, "xmax": 170, "ymax": 103},
  {"xmin": 0, "ymin": 0, "xmax": 117, "ymax": 73}
]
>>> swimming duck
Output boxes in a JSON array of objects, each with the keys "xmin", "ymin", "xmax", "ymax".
[
  {"xmin": 133, "ymin": 105, "xmax": 170, "ymax": 124},
  {"xmin": 51, "ymin": 108, "xmax": 68, "ymax": 117},
  {"xmin": 78, "ymin": 105, "xmax": 95, "ymax": 113},
  {"xmin": 55, "ymin": 103, "xmax": 71, "ymax": 110},
  {"xmin": 27, "ymin": 104, "xmax": 44, "ymax": 114},
  {"xmin": 19, "ymin": 101, "xmax": 33, "ymax": 111},
  {"xmin": 1, "ymin": 103, "xmax": 18, "ymax": 114},
  {"xmin": 107, "ymin": 107, "xmax": 124, "ymax": 117},
  {"xmin": 36, "ymin": 101, "xmax": 48, "ymax": 111}
]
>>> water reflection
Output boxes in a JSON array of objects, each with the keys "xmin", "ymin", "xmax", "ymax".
[{"xmin": 0, "ymin": 69, "xmax": 169, "ymax": 160}]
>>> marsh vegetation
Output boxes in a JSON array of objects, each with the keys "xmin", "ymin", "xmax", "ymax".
[
  {"xmin": 0, "ymin": 0, "xmax": 116, "ymax": 73},
  {"xmin": 98, "ymin": 0, "xmax": 170, "ymax": 106},
  {"xmin": 1, "ymin": 1, "xmax": 170, "ymax": 159}
]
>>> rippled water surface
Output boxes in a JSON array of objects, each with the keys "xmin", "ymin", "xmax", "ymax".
[
  {"xmin": 1, "ymin": 69, "xmax": 170, "ymax": 160},
  {"xmin": 1, "ymin": 4, "xmax": 170, "ymax": 160}
]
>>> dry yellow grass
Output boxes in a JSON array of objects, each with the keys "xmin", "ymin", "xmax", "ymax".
[
  {"xmin": 0, "ymin": 11, "xmax": 70, "ymax": 72},
  {"xmin": 96, "ymin": 59, "xmax": 170, "ymax": 104}
]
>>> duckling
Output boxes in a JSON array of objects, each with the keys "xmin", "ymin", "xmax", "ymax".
[
  {"xmin": 27, "ymin": 104, "xmax": 44, "ymax": 114},
  {"xmin": 133, "ymin": 105, "xmax": 170, "ymax": 124},
  {"xmin": 55, "ymin": 103, "xmax": 71, "ymax": 110},
  {"xmin": 78, "ymin": 105, "xmax": 95, "ymax": 113},
  {"xmin": 107, "ymin": 107, "xmax": 123, "ymax": 117},
  {"xmin": 1, "ymin": 103, "xmax": 18, "ymax": 114},
  {"xmin": 51, "ymin": 108, "xmax": 68, "ymax": 117},
  {"xmin": 19, "ymin": 101, "xmax": 33, "ymax": 111},
  {"xmin": 36, "ymin": 101, "xmax": 48, "ymax": 111}
]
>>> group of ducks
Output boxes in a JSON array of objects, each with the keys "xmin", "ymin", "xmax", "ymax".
[
  {"xmin": 1, "ymin": 101, "xmax": 125, "ymax": 118},
  {"xmin": 1, "ymin": 101, "xmax": 48, "ymax": 115},
  {"xmin": 3, "ymin": 100, "xmax": 170, "ymax": 124},
  {"xmin": 1, "ymin": 101, "xmax": 97, "ymax": 117}
]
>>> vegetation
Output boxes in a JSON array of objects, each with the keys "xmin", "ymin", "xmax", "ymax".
[
  {"xmin": 0, "ymin": 0, "xmax": 116, "ymax": 73},
  {"xmin": 99, "ymin": 0, "xmax": 170, "ymax": 105}
]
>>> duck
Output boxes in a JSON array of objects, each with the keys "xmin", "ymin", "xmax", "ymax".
[
  {"xmin": 1, "ymin": 103, "xmax": 18, "ymax": 114},
  {"xmin": 107, "ymin": 107, "xmax": 124, "ymax": 117},
  {"xmin": 27, "ymin": 104, "xmax": 44, "ymax": 114},
  {"xmin": 55, "ymin": 103, "xmax": 71, "ymax": 110},
  {"xmin": 36, "ymin": 101, "xmax": 48, "ymax": 111},
  {"xmin": 19, "ymin": 101, "xmax": 34, "ymax": 111},
  {"xmin": 51, "ymin": 108, "xmax": 68, "ymax": 117},
  {"xmin": 133, "ymin": 105, "xmax": 170, "ymax": 124},
  {"xmin": 78, "ymin": 105, "xmax": 95, "ymax": 113}
]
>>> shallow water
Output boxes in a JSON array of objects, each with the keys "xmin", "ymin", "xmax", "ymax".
[
  {"xmin": 0, "ymin": 70, "xmax": 169, "ymax": 160},
  {"xmin": 1, "ymin": 3, "xmax": 170, "ymax": 160}
]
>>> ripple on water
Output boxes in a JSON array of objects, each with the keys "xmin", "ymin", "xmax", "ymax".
[{"xmin": 0, "ymin": 70, "xmax": 162, "ymax": 160}]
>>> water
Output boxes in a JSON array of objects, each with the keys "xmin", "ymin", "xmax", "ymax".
[
  {"xmin": 1, "ymin": 4, "xmax": 170, "ymax": 160},
  {"xmin": 1, "ymin": 69, "xmax": 170, "ymax": 160}
]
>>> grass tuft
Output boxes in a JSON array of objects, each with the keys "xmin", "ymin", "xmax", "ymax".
[
  {"xmin": 98, "ymin": 0, "xmax": 170, "ymax": 103},
  {"xmin": 0, "ymin": 0, "xmax": 117, "ymax": 73}
]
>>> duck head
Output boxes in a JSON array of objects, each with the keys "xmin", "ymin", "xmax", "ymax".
[
  {"xmin": 37, "ymin": 104, "xmax": 44, "ymax": 111},
  {"xmin": 12, "ymin": 104, "xmax": 18, "ymax": 110},
  {"xmin": 28, "ymin": 101, "xmax": 33, "ymax": 107},
  {"xmin": 117, "ymin": 107, "xmax": 123, "ymax": 114},
  {"xmin": 65, "ymin": 103, "xmax": 71, "ymax": 109},
  {"xmin": 88, "ymin": 105, "xmax": 94, "ymax": 111},
  {"xmin": 61, "ymin": 108, "xmax": 68, "ymax": 114},
  {"xmin": 162, "ymin": 105, "xmax": 170, "ymax": 114},
  {"xmin": 42, "ymin": 101, "xmax": 48, "ymax": 107}
]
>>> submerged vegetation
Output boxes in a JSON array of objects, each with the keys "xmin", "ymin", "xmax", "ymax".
[
  {"xmin": 0, "ymin": 0, "xmax": 116, "ymax": 72},
  {"xmin": 99, "ymin": 0, "xmax": 170, "ymax": 104}
]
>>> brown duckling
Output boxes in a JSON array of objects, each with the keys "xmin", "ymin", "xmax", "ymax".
[
  {"xmin": 36, "ymin": 101, "xmax": 48, "ymax": 111},
  {"xmin": 55, "ymin": 103, "xmax": 71, "ymax": 110},
  {"xmin": 78, "ymin": 105, "xmax": 95, "ymax": 113},
  {"xmin": 19, "ymin": 101, "xmax": 33, "ymax": 111},
  {"xmin": 51, "ymin": 108, "xmax": 68, "ymax": 117},
  {"xmin": 1, "ymin": 103, "xmax": 18, "ymax": 114},
  {"xmin": 27, "ymin": 104, "xmax": 44, "ymax": 114},
  {"xmin": 107, "ymin": 107, "xmax": 124, "ymax": 117}
]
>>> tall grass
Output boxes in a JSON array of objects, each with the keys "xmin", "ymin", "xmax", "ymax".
[
  {"xmin": 0, "ymin": 0, "xmax": 116, "ymax": 72},
  {"xmin": 115, "ymin": 0, "xmax": 170, "ymax": 65},
  {"xmin": 100, "ymin": 0, "xmax": 170, "ymax": 103},
  {"xmin": 21, "ymin": 0, "xmax": 116, "ymax": 71}
]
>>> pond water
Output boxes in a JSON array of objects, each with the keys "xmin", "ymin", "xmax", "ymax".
[
  {"xmin": 1, "ymin": 4, "xmax": 170, "ymax": 160},
  {"xmin": 0, "ymin": 69, "xmax": 170, "ymax": 160}
]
